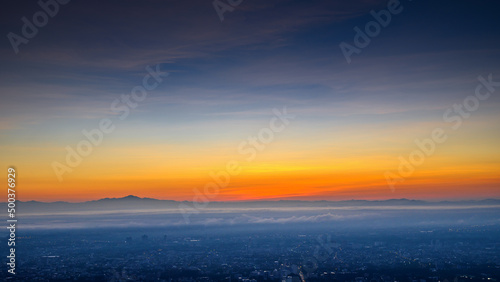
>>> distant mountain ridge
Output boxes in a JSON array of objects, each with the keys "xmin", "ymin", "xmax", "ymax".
[
  {"xmin": 7, "ymin": 195, "xmax": 500, "ymax": 215},
  {"xmin": 15, "ymin": 195, "xmax": 500, "ymax": 205},
  {"xmin": 18, "ymin": 195, "xmax": 500, "ymax": 204}
]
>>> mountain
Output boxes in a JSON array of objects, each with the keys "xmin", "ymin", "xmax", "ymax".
[{"xmin": 7, "ymin": 196, "xmax": 500, "ymax": 215}]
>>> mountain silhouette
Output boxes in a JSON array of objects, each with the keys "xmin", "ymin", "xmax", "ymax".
[{"xmin": 7, "ymin": 196, "xmax": 500, "ymax": 215}]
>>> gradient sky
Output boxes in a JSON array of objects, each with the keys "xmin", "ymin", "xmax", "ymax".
[{"xmin": 1, "ymin": 0, "xmax": 499, "ymax": 202}]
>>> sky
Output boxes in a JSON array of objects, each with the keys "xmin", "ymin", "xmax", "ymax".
[{"xmin": 0, "ymin": 0, "xmax": 499, "ymax": 202}]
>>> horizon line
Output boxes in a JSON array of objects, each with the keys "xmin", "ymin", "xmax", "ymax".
[{"xmin": 8, "ymin": 195, "xmax": 500, "ymax": 204}]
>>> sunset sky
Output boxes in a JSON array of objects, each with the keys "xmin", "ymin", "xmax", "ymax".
[{"xmin": 1, "ymin": 0, "xmax": 499, "ymax": 202}]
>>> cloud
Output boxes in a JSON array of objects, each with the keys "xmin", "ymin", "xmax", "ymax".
[
  {"xmin": 238, "ymin": 212, "xmax": 372, "ymax": 224},
  {"xmin": 6, "ymin": 210, "xmax": 377, "ymax": 230}
]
